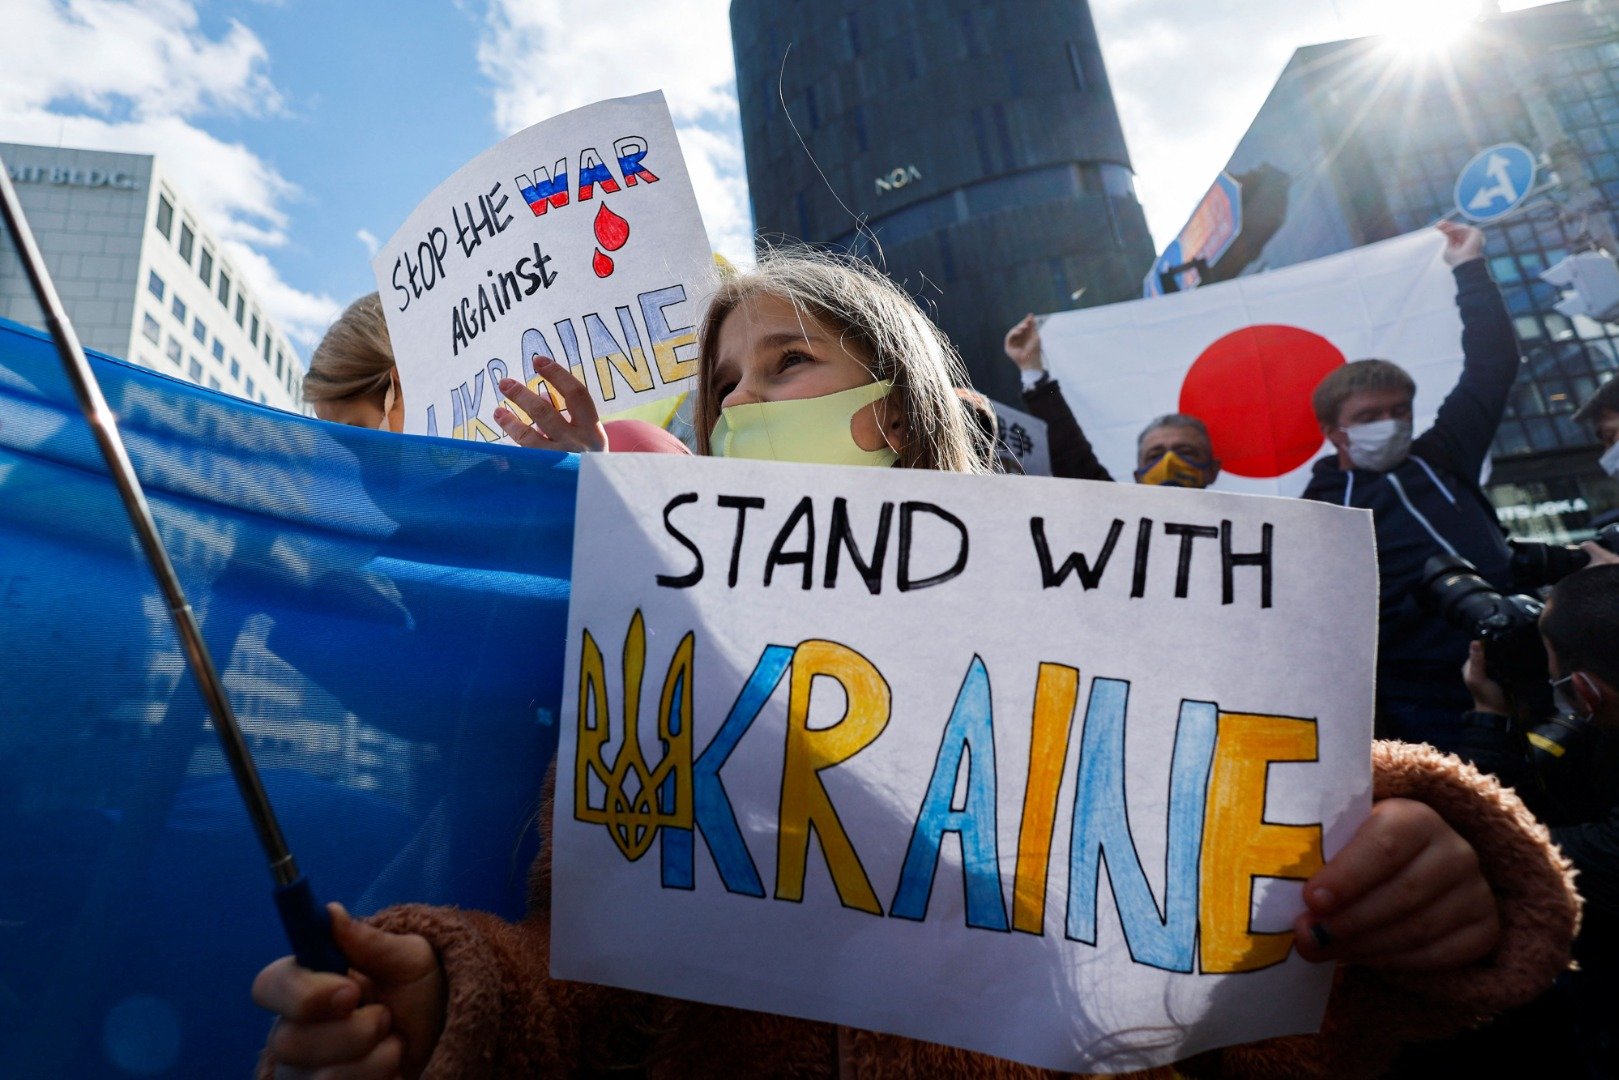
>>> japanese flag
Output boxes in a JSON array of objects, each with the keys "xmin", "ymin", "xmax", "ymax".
[{"xmin": 1040, "ymin": 230, "xmax": 1464, "ymax": 496}]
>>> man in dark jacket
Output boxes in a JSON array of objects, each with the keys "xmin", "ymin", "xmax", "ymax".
[
  {"xmin": 1303, "ymin": 221, "xmax": 1518, "ymax": 749},
  {"xmin": 1003, "ymin": 316, "xmax": 1222, "ymax": 487}
]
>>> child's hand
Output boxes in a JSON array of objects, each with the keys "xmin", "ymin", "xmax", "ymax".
[
  {"xmin": 1293, "ymin": 798, "xmax": 1499, "ymax": 970},
  {"xmin": 494, "ymin": 354, "xmax": 608, "ymax": 453},
  {"xmin": 252, "ymin": 903, "xmax": 446, "ymax": 1079}
]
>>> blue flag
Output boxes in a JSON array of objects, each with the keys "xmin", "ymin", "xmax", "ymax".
[{"xmin": 0, "ymin": 317, "xmax": 572, "ymax": 1077}]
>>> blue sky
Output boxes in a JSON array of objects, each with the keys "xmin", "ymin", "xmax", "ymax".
[{"xmin": 0, "ymin": 0, "xmax": 1559, "ymax": 356}]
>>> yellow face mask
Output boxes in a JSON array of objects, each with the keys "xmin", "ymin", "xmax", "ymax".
[
  {"xmin": 710, "ymin": 380, "xmax": 899, "ymax": 467},
  {"xmin": 1134, "ymin": 450, "xmax": 1215, "ymax": 488}
]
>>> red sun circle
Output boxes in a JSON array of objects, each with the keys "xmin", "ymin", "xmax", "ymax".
[{"xmin": 1178, "ymin": 324, "xmax": 1346, "ymax": 479}]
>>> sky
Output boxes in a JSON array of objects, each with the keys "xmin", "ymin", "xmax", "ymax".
[{"xmin": 0, "ymin": 0, "xmax": 1565, "ymax": 359}]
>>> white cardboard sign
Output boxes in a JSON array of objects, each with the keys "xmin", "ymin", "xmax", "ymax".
[
  {"xmin": 553, "ymin": 455, "xmax": 1376, "ymax": 1074},
  {"xmin": 372, "ymin": 92, "xmax": 713, "ymax": 438}
]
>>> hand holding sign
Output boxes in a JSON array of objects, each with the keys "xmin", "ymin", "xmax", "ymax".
[{"xmin": 493, "ymin": 356, "xmax": 607, "ymax": 453}]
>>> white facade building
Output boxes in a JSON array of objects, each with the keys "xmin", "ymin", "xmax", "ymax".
[{"xmin": 0, "ymin": 141, "xmax": 305, "ymax": 412}]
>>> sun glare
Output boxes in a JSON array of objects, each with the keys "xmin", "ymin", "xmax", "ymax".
[{"xmin": 1376, "ymin": 0, "xmax": 1481, "ymax": 57}]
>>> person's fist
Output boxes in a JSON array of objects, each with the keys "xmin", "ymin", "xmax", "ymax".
[
  {"xmin": 1438, "ymin": 220, "xmax": 1486, "ymax": 267},
  {"xmin": 1003, "ymin": 313, "xmax": 1044, "ymax": 372},
  {"xmin": 253, "ymin": 904, "xmax": 447, "ymax": 1080},
  {"xmin": 1294, "ymin": 798, "xmax": 1499, "ymax": 971}
]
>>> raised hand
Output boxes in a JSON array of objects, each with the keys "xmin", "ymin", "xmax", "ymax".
[
  {"xmin": 493, "ymin": 354, "xmax": 608, "ymax": 453},
  {"xmin": 1438, "ymin": 220, "xmax": 1486, "ymax": 267},
  {"xmin": 1003, "ymin": 314, "xmax": 1045, "ymax": 373}
]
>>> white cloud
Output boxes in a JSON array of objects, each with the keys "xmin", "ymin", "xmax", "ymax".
[
  {"xmin": 474, "ymin": 0, "xmax": 754, "ymax": 264},
  {"xmin": 356, "ymin": 228, "xmax": 381, "ymax": 257},
  {"xmin": 0, "ymin": 0, "xmax": 339, "ymax": 348},
  {"xmin": 1093, "ymin": 0, "xmax": 1564, "ymax": 248}
]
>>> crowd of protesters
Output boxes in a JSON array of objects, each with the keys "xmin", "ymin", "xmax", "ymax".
[{"xmin": 248, "ymin": 221, "xmax": 1619, "ymax": 1078}]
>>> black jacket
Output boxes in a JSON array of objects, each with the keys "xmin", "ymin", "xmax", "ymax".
[
  {"xmin": 1302, "ymin": 260, "xmax": 1518, "ymax": 708},
  {"xmin": 1020, "ymin": 375, "xmax": 1113, "ymax": 482}
]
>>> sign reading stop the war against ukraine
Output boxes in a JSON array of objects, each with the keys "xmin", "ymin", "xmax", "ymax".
[
  {"xmin": 372, "ymin": 92, "xmax": 713, "ymax": 438},
  {"xmin": 552, "ymin": 455, "xmax": 1377, "ymax": 1075},
  {"xmin": 1042, "ymin": 230, "xmax": 1464, "ymax": 497}
]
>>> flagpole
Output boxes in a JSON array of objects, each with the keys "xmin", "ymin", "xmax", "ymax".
[{"xmin": 0, "ymin": 153, "xmax": 347, "ymax": 974}]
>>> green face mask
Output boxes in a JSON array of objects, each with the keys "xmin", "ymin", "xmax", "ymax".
[{"xmin": 710, "ymin": 380, "xmax": 900, "ymax": 467}]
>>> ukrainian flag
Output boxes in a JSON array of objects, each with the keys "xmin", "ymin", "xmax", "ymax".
[{"xmin": 0, "ymin": 316, "xmax": 572, "ymax": 1076}]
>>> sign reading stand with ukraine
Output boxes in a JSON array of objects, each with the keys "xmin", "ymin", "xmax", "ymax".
[
  {"xmin": 551, "ymin": 454, "xmax": 1377, "ymax": 1075},
  {"xmin": 371, "ymin": 91, "xmax": 714, "ymax": 438}
]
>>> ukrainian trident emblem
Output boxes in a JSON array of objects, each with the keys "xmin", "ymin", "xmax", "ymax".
[{"xmin": 574, "ymin": 610, "xmax": 693, "ymax": 860}]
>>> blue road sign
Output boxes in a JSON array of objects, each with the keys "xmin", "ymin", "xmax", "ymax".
[
  {"xmin": 1454, "ymin": 143, "xmax": 1537, "ymax": 223},
  {"xmin": 1145, "ymin": 172, "xmax": 1244, "ymax": 297}
]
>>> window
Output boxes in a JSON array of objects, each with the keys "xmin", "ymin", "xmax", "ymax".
[
  {"xmin": 212, "ymin": 340, "xmax": 225, "ymax": 361},
  {"xmin": 155, "ymin": 195, "xmax": 174, "ymax": 239},
  {"xmin": 245, "ymin": 374, "xmax": 256, "ymax": 397},
  {"xmin": 188, "ymin": 357, "xmax": 203, "ymax": 381},
  {"xmin": 217, "ymin": 270, "xmax": 231, "ymax": 307},
  {"xmin": 229, "ymin": 357, "xmax": 240, "ymax": 380},
  {"xmin": 141, "ymin": 313, "xmax": 161, "ymax": 345},
  {"xmin": 208, "ymin": 375, "xmax": 221, "ymax": 390},
  {"xmin": 192, "ymin": 317, "xmax": 207, "ymax": 344},
  {"xmin": 198, "ymin": 247, "xmax": 213, "ymax": 286},
  {"xmin": 171, "ymin": 294, "xmax": 187, "ymax": 323},
  {"xmin": 178, "ymin": 222, "xmax": 195, "ymax": 265},
  {"xmin": 250, "ymin": 314, "xmax": 259, "ymax": 345},
  {"xmin": 235, "ymin": 295, "xmax": 246, "ymax": 326},
  {"xmin": 263, "ymin": 334, "xmax": 271, "ymax": 361},
  {"xmin": 275, "ymin": 348, "xmax": 284, "ymax": 379},
  {"xmin": 146, "ymin": 269, "xmax": 165, "ymax": 301},
  {"xmin": 165, "ymin": 338, "xmax": 182, "ymax": 365}
]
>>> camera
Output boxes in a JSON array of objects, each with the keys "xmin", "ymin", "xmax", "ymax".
[
  {"xmin": 1422, "ymin": 555, "xmax": 1589, "ymax": 768},
  {"xmin": 1509, "ymin": 521, "xmax": 1619, "ymax": 589}
]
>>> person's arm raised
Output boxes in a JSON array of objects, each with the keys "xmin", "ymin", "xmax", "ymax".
[{"xmin": 1415, "ymin": 221, "xmax": 1520, "ymax": 477}]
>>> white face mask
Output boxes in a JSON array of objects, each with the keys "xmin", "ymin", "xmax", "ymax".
[
  {"xmin": 1600, "ymin": 440, "xmax": 1619, "ymax": 479},
  {"xmin": 1344, "ymin": 417, "xmax": 1413, "ymax": 472}
]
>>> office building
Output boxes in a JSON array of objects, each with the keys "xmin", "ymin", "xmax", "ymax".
[
  {"xmin": 731, "ymin": 1, "xmax": 1156, "ymax": 398},
  {"xmin": 0, "ymin": 141, "xmax": 305, "ymax": 412}
]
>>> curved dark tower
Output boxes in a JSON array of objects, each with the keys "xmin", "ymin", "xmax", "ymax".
[{"xmin": 730, "ymin": 1, "xmax": 1155, "ymax": 399}]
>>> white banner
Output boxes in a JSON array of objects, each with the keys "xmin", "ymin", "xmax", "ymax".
[
  {"xmin": 1042, "ymin": 230, "xmax": 1465, "ymax": 495},
  {"xmin": 372, "ymin": 92, "xmax": 713, "ymax": 438},
  {"xmin": 553, "ymin": 455, "xmax": 1377, "ymax": 1074},
  {"xmin": 990, "ymin": 400, "xmax": 1051, "ymax": 476}
]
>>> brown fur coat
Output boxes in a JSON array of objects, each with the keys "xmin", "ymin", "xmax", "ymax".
[{"xmin": 262, "ymin": 742, "xmax": 1580, "ymax": 1078}]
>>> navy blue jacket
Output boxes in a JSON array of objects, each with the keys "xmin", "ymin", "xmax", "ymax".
[{"xmin": 1302, "ymin": 260, "xmax": 1518, "ymax": 708}]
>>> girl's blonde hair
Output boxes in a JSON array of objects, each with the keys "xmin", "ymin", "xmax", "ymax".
[
  {"xmin": 303, "ymin": 293, "xmax": 395, "ymax": 405},
  {"xmin": 694, "ymin": 248, "xmax": 994, "ymax": 474}
]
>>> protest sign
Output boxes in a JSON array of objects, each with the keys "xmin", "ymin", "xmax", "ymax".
[
  {"xmin": 552, "ymin": 455, "xmax": 1377, "ymax": 1074},
  {"xmin": 990, "ymin": 399, "xmax": 1051, "ymax": 476},
  {"xmin": 1041, "ymin": 230, "xmax": 1464, "ymax": 496},
  {"xmin": 372, "ymin": 92, "xmax": 713, "ymax": 438}
]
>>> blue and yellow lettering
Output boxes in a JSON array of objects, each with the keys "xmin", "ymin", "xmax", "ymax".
[
  {"xmin": 890, "ymin": 656, "xmax": 1008, "ymax": 930},
  {"xmin": 1065, "ymin": 681, "xmax": 1216, "ymax": 972}
]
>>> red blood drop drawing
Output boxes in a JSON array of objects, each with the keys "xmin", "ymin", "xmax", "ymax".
[
  {"xmin": 593, "ymin": 248, "xmax": 615, "ymax": 278},
  {"xmin": 1178, "ymin": 324, "xmax": 1346, "ymax": 479},
  {"xmin": 594, "ymin": 203, "xmax": 630, "ymax": 251}
]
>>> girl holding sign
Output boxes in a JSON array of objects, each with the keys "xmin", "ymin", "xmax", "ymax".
[{"xmin": 255, "ymin": 249, "xmax": 1577, "ymax": 1079}]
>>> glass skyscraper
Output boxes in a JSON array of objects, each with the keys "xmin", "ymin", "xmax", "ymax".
[{"xmin": 730, "ymin": 0, "xmax": 1156, "ymax": 400}]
